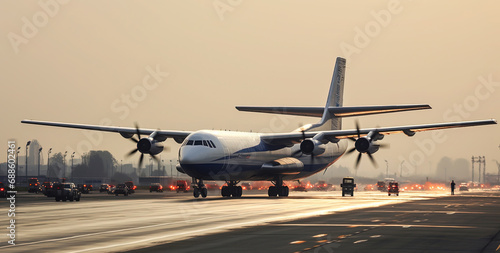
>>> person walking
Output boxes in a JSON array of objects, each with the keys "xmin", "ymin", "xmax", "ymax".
[{"xmin": 451, "ymin": 180, "xmax": 456, "ymax": 195}]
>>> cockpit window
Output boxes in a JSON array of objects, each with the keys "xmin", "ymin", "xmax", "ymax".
[{"xmin": 184, "ymin": 139, "xmax": 217, "ymax": 148}]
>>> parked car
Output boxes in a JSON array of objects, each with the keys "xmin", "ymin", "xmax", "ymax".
[
  {"xmin": 28, "ymin": 178, "xmax": 42, "ymax": 193},
  {"xmin": 114, "ymin": 184, "xmax": 130, "ymax": 196},
  {"xmin": 77, "ymin": 184, "xmax": 92, "ymax": 194},
  {"xmin": 176, "ymin": 180, "xmax": 189, "ymax": 193},
  {"xmin": 42, "ymin": 182, "xmax": 55, "ymax": 197},
  {"xmin": 107, "ymin": 184, "xmax": 116, "ymax": 194},
  {"xmin": 0, "ymin": 182, "xmax": 7, "ymax": 198},
  {"xmin": 99, "ymin": 184, "xmax": 110, "ymax": 193},
  {"xmin": 54, "ymin": 182, "xmax": 81, "ymax": 202},
  {"xmin": 150, "ymin": 183, "xmax": 163, "ymax": 192},
  {"xmin": 124, "ymin": 181, "xmax": 136, "ymax": 194}
]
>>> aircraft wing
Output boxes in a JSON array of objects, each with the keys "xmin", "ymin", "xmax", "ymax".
[
  {"xmin": 261, "ymin": 119, "xmax": 497, "ymax": 146},
  {"xmin": 21, "ymin": 120, "xmax": 192, "ymax": 143}
]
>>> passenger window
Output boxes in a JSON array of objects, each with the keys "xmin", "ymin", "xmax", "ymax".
[
  {"xmin": 186, "ymin": 140, "xmax": 194, "ymax": 145},
  {"xmin": 194, "ymin": 140, "xmax": 203, "ymax": 146}
]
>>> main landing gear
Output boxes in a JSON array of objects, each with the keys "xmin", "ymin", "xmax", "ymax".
[
  {"xmin": 192, "ymin": 178, "xmax": 208, "ymax": 198},
  {"xmin": 268, "ymin": 177, "xmax": 289, "ymax": 197},
  {"xmin": 221, "ymin": 181, "xmax": 242, "ymax": 198}
]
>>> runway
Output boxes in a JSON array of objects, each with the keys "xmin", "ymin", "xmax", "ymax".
[{"xmin": 0, "ymin": 189, "xmax": 498, "ymax": 252}]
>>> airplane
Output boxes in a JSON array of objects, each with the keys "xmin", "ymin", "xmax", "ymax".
[{"xmin": 22, "ymin": 57, "xmax": 497, "ymax": 198}]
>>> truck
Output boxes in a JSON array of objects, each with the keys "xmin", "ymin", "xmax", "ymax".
[
  {"xmin": 54, "ymin": 182, "xmax": 81, "ymax": 202},
  {"xmin": 341, "ymin": 177, "xmax": 356, "ymax": 196}
]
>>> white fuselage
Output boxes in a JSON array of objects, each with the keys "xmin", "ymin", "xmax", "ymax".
[{"xmin": 179, "ymin": 130, "xmax": 348, "ymax": 181}]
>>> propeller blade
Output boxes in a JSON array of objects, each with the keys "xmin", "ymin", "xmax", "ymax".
[
  {"xmin": 346, "ymin": 147, "xmax": 357, "ymax": 154},
  {"xmin": 367, "ymin": 152, "xmax": 378, "ymax": 168},
  {"xmin": 126, "ymin": 148, "xmax": 139, "ymax": 157},
  {"xmin": 138, "ymin": 153, "xmax": 144, "ymax": 168},
  {"xmin": 355, "ymin": 120, "xmax": 360, "ymax": 138},
  {"xmin": 135, "ymin": 122, "xmax": 141, "ymax": 139},
  {"xmin": 348, "ymin": 137, "xmax": 357, "ymax": 142},
  {"xmin": 377, "ymin": 143, "xmax": 390, "ymax": 149},
  {"xmin": 130, "ymin": 137, "xmax": 139, "ymax": 143},
  {"xmin": 355, "ymin": 152, "xmax": 362, "ymax": 168}
]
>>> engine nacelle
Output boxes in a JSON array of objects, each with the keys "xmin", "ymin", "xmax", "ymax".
[
  {"xmin": 137, "ymin": 138, "xmax": 164, "ymax": 155},
  {"xmin": 300, "ymin": 139, "xmax": 326, "ymax": 156},
  {"xmin": 354, "ymin": 137, "xmax": 380, "ymax": 154}
]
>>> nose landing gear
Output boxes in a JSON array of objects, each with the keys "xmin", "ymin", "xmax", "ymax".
[
  {"xmin": 221, "ymin": 181, "xmax": 242, "ymax": 197},
  {"xmin": 268, "ymin": 177, "xmax": 289, "ymax": 197},
  {"xmin": 192, "ymin": 178, "xmax": 207, "ymax": 198}
]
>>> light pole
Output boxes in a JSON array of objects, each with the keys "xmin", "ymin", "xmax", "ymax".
[
  {"xmin": 63, "ymin": 151, "xmax": 67, "ymax": 179},
  {"xmin": 170, "ymin": 160, "xmax": 173, "ymax": 178},
  {"xmin": 120, "ymin": 160, "xmax": 123, "ymax": 173},
  {"xmin": 384, "ymin": 160, "xmax": 388, "ymax": 178},
  {"xmin": 400, "ymin": 161, "xmax": 405, "ymax": 178},
  {"xmin": 25, "ymin": 141, "xmax": 31, "ymax": 186},
  {"xmin": 38, "ymin": 147, "xmax": 43, "ymax": 178},
  {"xmin": 71, "ymin": 152, "xmax": 75, "ymax": 181},
  {"xmin": 47, "ymin": 148, "xmax": 52, "ymax": 179},
  {"xmin": 161, "ymin": 160, "xmax": 164, "ymax": 176}
]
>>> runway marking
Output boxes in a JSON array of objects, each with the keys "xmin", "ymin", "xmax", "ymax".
[
  {"xmin": 290, "ymin": 241, "xmax": 306, "ymax": 244},
  {"xmin": 367, "ymin": 210, "xmax": 484, "ymax": 214},
  {"xmin": 277, "ymin": 224, "xmax": 476, "ymax": 229},
  {"xmin": 370, "ymin": 235, "xmax": 382, "ymax": 238},
  {"xmin": 312, "ymin": 234, "xmax": 327, "ymax": 238},
  {"xmin": 354, "ymin": 239, "xmax": 367, "ymax": 244}
]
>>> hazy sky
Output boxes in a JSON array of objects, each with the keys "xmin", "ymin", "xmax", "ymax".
[{"xmin": 1, "ymin": 1, "xmax": 499, "ymax": 177}]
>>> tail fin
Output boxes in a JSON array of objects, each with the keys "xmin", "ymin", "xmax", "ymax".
[{"xmin": 312, "ymin": 57, "xmax": 346, "ymax": 131}]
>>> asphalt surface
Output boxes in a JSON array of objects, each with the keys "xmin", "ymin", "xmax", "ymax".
[
  {"xmin": 129, "ymin": 191, "xmax": 500, "ymax": 253},
  {"xmin": 0, "ymin": 189, "xmax": 498, "ymax": 253}
]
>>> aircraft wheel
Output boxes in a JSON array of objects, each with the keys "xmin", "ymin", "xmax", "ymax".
[
  {"xmin": 193, "ymin": 187, "xmax": 200, "ymax": 198},
  {"xmin": 235, "ymin": 186, "xmax": 242, "ymax": 197},
  {"xmin": 268, "ymin": 186, "xmax": 277, "ymax": 197},
  {"xmin": 201, "ymin": 188, "xmax": 208, "ymax": 198},
  {"xmin": 221, "ymin": 186, "xmax": 230, "ymax": 197}
]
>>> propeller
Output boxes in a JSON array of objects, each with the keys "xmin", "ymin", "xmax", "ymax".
[
  {"xmin": 345, "ymin": 120, "xmax": 389, "ymax": 169},
  {"xmin": 125, "ymin": 123, "xmax": 164, "ymax": 169}
]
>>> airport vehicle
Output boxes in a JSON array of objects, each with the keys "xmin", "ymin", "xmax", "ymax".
[
  {"xmin": 108, "ymin": 184, "xmax": 116, "ymax": 194},
  {"xmin": 241, "ymin": 182, "xmax": 252, "ymax": 190},
  {"xmin": 341, "ymin": 177, "xmax": 356, "ymax": 196},
  {"xmin": 124, "ymin": 181, "xmax": 136, "ymax": 194},
  {"xmin": 376, "ymin": 181, "xmax": 386, "ymax": 191},
  {"xmin": 0, "ymin": 182, "xmax": 6, "ymax": 198},
  {"xmin": 292, "ymin": 184, "xmax": 307, "ymax": 192},
  {"xmin": 176, "ymin": 180, "xmax": 189, "ymax": 193},
  {"xmin": 459, "ymin": 183, "xmax": 469, "ymax": 191},
  {"xmin": 78, "ymin": 184, "xmax": 92, "ymax": 194},
  {"xmin": 99, "ymin": 184, "xmax": 110, "ymax": 193},
  {"xmin": 42, "ymin": 182, "xmax": 55, "ymax": 197},
  {"xmin": 114, "ymin": 184, "xmax": 130, "ymax": 196},
  {"xmin": 388, "ymin": 182, "xmax": 399, "ymax": 196},
  {"xmin": 54, "ymin": 182, "xmax": 81, "ymax": 202},
  {"xmin": 21, "ymin": 57, "xmax": 497, "ymax": 198},
  {"xmin": 28, "ymin": 178, "xmax": 42, "ymax": 193},
  {"xmin": 150, "ymin": 183, "xmax": 163, "ymax": 192}
]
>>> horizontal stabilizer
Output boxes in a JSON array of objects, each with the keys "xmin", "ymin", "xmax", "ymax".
[{"xmin": 236, "ymin": 104, "xmax": 431, "ymax": 118}]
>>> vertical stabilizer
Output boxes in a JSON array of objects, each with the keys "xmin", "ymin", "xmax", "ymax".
[{"xmin": 310, "ymin": 57, "xmax": 346, "ymax": 131}]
